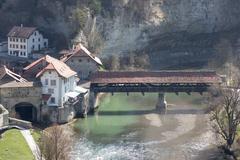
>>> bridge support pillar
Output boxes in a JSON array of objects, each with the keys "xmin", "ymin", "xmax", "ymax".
[
  {"xmin": 156, "ymin": 93, "xmax": 167, "ymax": 113},
  {"xmin": 88, "ymin": 91, "xmax": 98, "ymax": 114}
]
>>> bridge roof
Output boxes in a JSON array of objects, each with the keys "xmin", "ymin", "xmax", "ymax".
[{"xmin": 90, "ymin": 71, "xmax": 222, "ymax": 84}]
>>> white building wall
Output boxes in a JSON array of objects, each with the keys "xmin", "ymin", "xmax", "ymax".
[
  {"xmin": 8, "ymin": 37, "xmax": 28, "ymax": 58},
  {"xmin": 8, "ymin": 30, "xmax": 48, "ymax": 58},
  {"xmin": 41, "ymin": 70, "xmax": 76, "ymax": 107},
  {"xmin": 41, "ymin": 71, "xmax": 60, "ymax": 106}
]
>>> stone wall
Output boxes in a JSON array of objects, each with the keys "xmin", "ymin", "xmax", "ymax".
[
  {"xmin": 41, "ymin": 96, "xmax": 85, "ymax": 123},
  {"xmin": 0, "ymin": 85, "xmax": 42, "ymax": 121},
  {"xmin": 0, "ymin": 104, "xmax": 9, "ymax": 127},
  {"xmin": 9, "ymin": 117, "xmax": 32, "ymax": 128}
]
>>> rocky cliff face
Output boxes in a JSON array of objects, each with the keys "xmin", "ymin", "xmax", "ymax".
[
  {"xmin": 0, "ymin": 0, "xmax": 240, "ymax": 69},
  {"xmin": 98, "ymin": 0, "xmax": 240, "ymax": 69}
]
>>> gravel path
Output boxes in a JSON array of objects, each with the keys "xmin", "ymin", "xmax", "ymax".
[{"xmin": 21, "ymin": 129, "xmax": 43, "ymax": 160}]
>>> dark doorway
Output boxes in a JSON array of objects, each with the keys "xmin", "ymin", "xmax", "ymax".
[{"xmin": 15, "ymin": 103, "xmax": 37, "ymax": 122}]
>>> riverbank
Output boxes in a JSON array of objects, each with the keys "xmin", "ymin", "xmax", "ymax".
[{"xmin": 0, "ymin": 129, "xmax": 34, "ymax": 160}]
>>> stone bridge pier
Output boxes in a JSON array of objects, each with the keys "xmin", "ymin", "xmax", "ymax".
[
  {"xmin": 156, "ymin": 93, "xmax": 167, "ymax": 112},
  {"xmin": 88, "ymin": 91, "xmax": 99, "ymax": 113}
]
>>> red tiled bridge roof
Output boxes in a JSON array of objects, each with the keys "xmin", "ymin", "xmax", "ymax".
[{"xmin": 91, "ymin": 71, "xmax": 222, "ymax": 84}]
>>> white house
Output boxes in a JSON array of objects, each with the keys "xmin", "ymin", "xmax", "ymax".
[
  {"xmin": 23, "ymin": 55, "xmax": 78, "ymax": 107},
  {"xmin": 7, "ymin": 25, "xmax": 48, "ymax": 58}
]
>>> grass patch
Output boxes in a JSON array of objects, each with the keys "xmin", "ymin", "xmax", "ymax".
[
  {"xmin": 0, "ymin": 129, "xmax": 34, "ymax": 160},
  {"xmin": 30, "ymin": 129, "xmax": 41, "ymax": 144}
]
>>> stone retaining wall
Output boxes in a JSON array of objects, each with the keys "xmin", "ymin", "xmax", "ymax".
[{"xmin": 0, "ymin": 104, "xmax": 9, "ymax": 127}]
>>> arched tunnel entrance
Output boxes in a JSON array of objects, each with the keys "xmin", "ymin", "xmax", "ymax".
[{"xmin": 15, "ymin": 102, "xmax": 37, "ymax": 122}]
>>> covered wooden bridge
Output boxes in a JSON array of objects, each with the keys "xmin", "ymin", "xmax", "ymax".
[{"xmin": 90, "ymin": 71, "xmax": 222, "ymax": 94}]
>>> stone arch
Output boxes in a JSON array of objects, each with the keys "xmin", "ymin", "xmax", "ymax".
[{"xmin": 14, "ymin": 102, "xmax": 37, "ymax": 122}]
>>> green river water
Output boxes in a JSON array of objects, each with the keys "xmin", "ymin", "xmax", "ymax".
[{"xmin": 70, "ymin": 93, "xmax": 221, "ymax": 160}]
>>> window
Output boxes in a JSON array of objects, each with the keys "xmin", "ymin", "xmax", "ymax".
[
  {"xmin": 33, "ymin": 39, "xmax": 35, "ymax": 42},
  {"xmin": 32, "ymin": 45, "xmax": 35, "ymax": 50},
  {"xmin": 10, "ymin": 51, "xmax": 12, "ymax": 55},
  {"xmin": 16, "ymin": 44, "xmax": 18, "ymax": 49},
  {"xmin": 16, "ymin": 38, "xmax": 18, "ymax": 42},
  {"xmin": 20, "ymin": 45, "xmax": 22, "ymax": 49},
  {"xmin": 23, "ymin": 45, "xmax": 26, "ymax": 49},
  {"xmin": 23, "ymin": 39, "xmax": 26, "ymax": 43},
  {"xmin": 45, "ymin": 79, "xmax": 48, "ymax": 85},
  {"xmin": 13, "ymin": 38, "xmax": 15, "ymax": 42},
  {"xmin": 49, "ymin": 71, "xmax": 51, "ymax": 74},
  {"xmin": 10, "ymin": 44, "xmax": 12, "ymax": 48},
  {"xmin": 79, "ymin": 59, "xmax": 82, "ymax": 62},
  {"xmin": 38, "ymin": 44, "xmax": 40, "ymax": 50},
  {"xmin": 48, "ymin": 89, "xmax": 54, "ymax": 94},
  {"xmin": 13, "ymin": 44, "xmax": 15, "ymax": 48},
  {"xmin": 50, "ymin": 97, "xmax": 55, "ymax": 104},
  {"xmin": 23, "ymin": 52, "xmax": 26, "ymax": 56},
  {"xmin": 38, "ymin": 38, "xmax": 40, "ymax": 42},
  {"xmin": 51, "ymin": 80, "xmax": 56, "ymax": 86},
  {"xmin": 34, "ymin": 32, "xmax": 37, "ymax": 36}
]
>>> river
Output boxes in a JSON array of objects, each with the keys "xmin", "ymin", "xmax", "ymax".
[{"xmin": 70, "ymin": 93, "xmax": 222, "ymax": 160}]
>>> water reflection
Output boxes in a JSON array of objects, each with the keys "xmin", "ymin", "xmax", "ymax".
[{"xmin": 71, "ymin": 93, "xmax": 221, "ymax": 160}]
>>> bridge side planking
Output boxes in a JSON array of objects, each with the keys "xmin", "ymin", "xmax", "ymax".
[{"xmin": 90, "ymin": 71, "xmax": 222, "ymax": 94}]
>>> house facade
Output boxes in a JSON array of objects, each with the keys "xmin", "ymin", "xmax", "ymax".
[
  {"xmin": 40, "ymin": 69, "xmax": 77, "ymax": 107},
  {"xmin": 61, "ymin": 44, "xmax": 102, "ymax": 80},
  {"xmin": 7, "ymin": 26, "xmax": 48, "ymax": 58},
  {"xmin": 23, "ymin": 55, "xmax": 77, "ymax": 107},
  {"xmin": 0, "ymin": 66, "xmax": 42, "ymax": 122}
]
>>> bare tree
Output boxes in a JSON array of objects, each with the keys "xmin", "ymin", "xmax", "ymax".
[
  {"xmin": 209, "ymin": 85, "xmax": 240, "ymax": 154},
  {"xmin": 39, "ymin": 125, "xmax": 72, "ymax": 160}
]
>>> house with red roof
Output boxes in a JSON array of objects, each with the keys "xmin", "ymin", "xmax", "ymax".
[
  {"xmin": 60, "ymin": 43, "xmax": 103, "ymax": 80},
  {"xmin": 23, "ymin": 55, "xmax": 78, "ymax": 107}
]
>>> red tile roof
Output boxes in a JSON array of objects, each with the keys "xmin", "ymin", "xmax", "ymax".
[
  {"xmin": 0, "ymin": 66, "xmax": 27, "ymax": 82},
  {"xmin": 91, "ymin": 71, "xmax": 222, "ymax": 84},
  {"xmin": 7, "ymin": 26, "xmax": 37, "ymax": 38},
  {"xmin": 60, "ymin": 44, "xmax": 102, "ymax": 65},
  {"xmin": 24, "ymin": 55, "xmax": 77, "ymax": 78}
]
